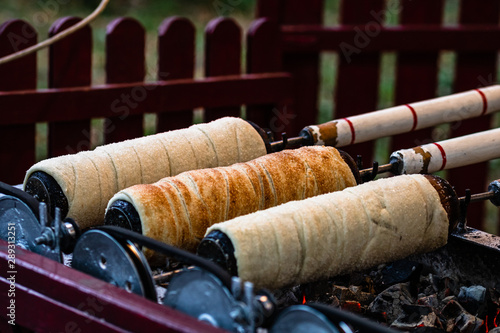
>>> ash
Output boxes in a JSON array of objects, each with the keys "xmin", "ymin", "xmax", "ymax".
[{"xmin": 273, "ymin": 259, "xmax": 500, "ymax": 332}]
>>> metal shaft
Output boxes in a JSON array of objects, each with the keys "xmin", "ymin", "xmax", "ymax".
[
  {"xmin": 269, "ymin": 135, "xmax": 307, "ymax": 152},
  {"xmin": 358, "ymin": 163, "xmax": 394, "ymax": 181},
  {"xmin": 459, "ymin": 191, "xmax": 495, "ymax": 204}
]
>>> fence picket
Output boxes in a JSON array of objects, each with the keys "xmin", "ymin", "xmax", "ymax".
[
  {"xmin": 48, "ymin": 17, "xmax": 92, "ymax": 157},
  {"xmin": 278, "ymin": 0, "xmax": 323, "ymax": 137},
  {"xmin": 104, "ymin": 17, "xmax": 145, "ymax": 143},
  {"xmin": 335, "ymin": 0, "xmax": 385, "ymax": 168},
  {"xmin": 204, "ymin": 17, "xmax": 241, "ymax": 122},
  {"xmin": 390, "ymin": 0, "xmax": 444, "ymax": 153},
  {"xmin": 246, "ymin": 18, "xmax": 283, "ymax": 133},
  {"xmin": 157, "ymin": 17, "xmax": 195, "ymax": 132},
  {"xmin": 449, "ymin": 0, "xmax": 500, "ymax": 228},
  {"xmin": 0, "ymin": 20, "xmax": 37, "ymax": 184}
]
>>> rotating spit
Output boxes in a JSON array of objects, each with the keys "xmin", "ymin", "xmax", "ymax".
[
  {"xmin": 269, "ymin": 85, "xmax": 500, "ymax": 152},
  {"xmin": 355, "ymin": 127, "xmax": 500, "ymax": 182}
]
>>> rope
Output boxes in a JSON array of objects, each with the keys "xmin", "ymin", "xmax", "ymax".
[{"xmin": 0, "ymin": 0, "xmax": 110, "ymax": 66}]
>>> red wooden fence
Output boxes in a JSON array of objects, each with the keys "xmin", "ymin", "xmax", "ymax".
[
  {"xmin": 0, "ymin": 16, "xmax": 293, "ymax": 183},
  {"xmin": 0, "ymin": 20, "xmax": 37, "ymax": 184},
  {"xmin": 1, "ymin": 0, "xmax": 500, "ymax": 232}
]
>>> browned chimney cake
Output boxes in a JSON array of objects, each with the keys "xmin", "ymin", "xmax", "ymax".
[
  {"xmin": 202, "ymin": 174, "xmax": 458, "ymax": 290},
  {"xmin": 106, "ymin": 146, "xmax": 358, "ymax": 253}
]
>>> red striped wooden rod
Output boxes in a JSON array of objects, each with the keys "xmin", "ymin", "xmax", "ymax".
[
  {"xmin": 355, "ymin": 127, "xmax": 500, "ymax": 182},
  {"xmin": 269, "ymin": 85, "xmax": 500, "ymax": 151},
  {"xmin": 389, "ymin": 127, "xmax": 500, "ymax": 175}
]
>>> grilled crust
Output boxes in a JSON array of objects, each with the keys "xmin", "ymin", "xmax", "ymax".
[
  {"xmin": 423, "ymin": 175, "xmax": 459, "ymax": 232},
  {"xmin": 23, "ymin": 117, "xmax": 266, "ymax": 230},
  {"xmin": 107, "ymin": 146, "xmax": 358, "ymax": 253},
  {"xmin": 206, "ymin": 174, "xmax": 452, "ymax": 290}
]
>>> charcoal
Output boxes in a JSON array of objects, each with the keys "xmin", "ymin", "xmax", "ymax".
[
  {"xmin": 417, "ymin": 294, "xmax": 439, "ymax": 310},
  {"xmin": 329, "ymin": 295, "xmax": 340, "ymax": 307},
  {"xmin": 487, "ymin": 288, "xmax": 500, "ymax": 307},
  {"xmin": 274, "ymin": 286, "xmax": 301, "ymax": 308},
  {"xmin": 420, "ymin": 274, "xmax": 438, "ymax": 296},
  {"xmin": 440, "ymin": 295, "xmax": 457, "ymax": 308},
  {"xmin": 368, "ymin": 282, "xmax": 414, "ymax": 322},
  {"xmin": 391, "ymin": 311, "xmax": 437, "ymax": 330},
  {"xmin": 458, "ymin": 286, "xmax": 487, "ymax": 303},
  {"xmin": 355, "ymin": 290, "xmax": 376, "ymax": 307},
  {"xmin": 341, "ymin": 300, "xmax": 363, "ymax": 314},
  {"xmin": 442, "ymin": 299, "xmax": 483, "ymax": 333},
  {"xmin": 349, "ymin": 271, "xmax": 368, "ymax": 286},
  {"xmin": 329, "ymin": 285, "xmax": 375, "ymax": 307},
  {"xmin": 268, "ymin": 244, "xmax": 499, "ymax": 333},
  {"xmin": 374, "ymin": 260, "xmax": 422, "ymax": 293},
  {"xmin": 454, "ymin": 312, "xmax": 483, "ymax": 333},
  {"xmin": 441, "ymin": 299, "xmax": 465, "ymax": 319},
  {"xmin": 432, "ymin": 276, "xmax": 459, "ymax": 299},
  {"xmin": 332, "ymin": 285, "xmax": 357, "ymax": 301},
  {"xmin": 458, "ymin": 285, "xmax": 487, "ymax": 316},
  {"xmin": 301, "ymin": 280, "xmax": 336, "ymax": 304},
  {"xmin": 402, "ymin": 304, "xmax": 433, "ymax": 317},
  {"xmin": 303, "ymin": 280, "xmax": 332, "ymax": 298},
  {"xmin": 391, "ymin": 304, "xmax": 437, "ymax": 330},
  {"xmin": 349, "ymin": 285, "xmax": 361, "ymax": 294},
  {"xmin": 410, "ymin": 327, "xmax": 443, "ymax": 333}
]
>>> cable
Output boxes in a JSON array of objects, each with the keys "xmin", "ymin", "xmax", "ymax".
[
  {"xmin": 0, "ymin": 180, "xmax": 40, "ymax": 219},
  {"xmin": 98, "ymin": 225, "xmax": 234, "ymax": 290},
  {"xmin": 307, "ymin": 303, "xmax": 399, "ymax": 333},
  {"xmin": 0, "ymin": 0, "xmax": 110, "ymax": 66}
]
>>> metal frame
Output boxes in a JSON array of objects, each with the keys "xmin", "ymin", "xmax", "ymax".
[{"xmin": 0, "ymin": 239, "xmax": 226, "ymax": 332}]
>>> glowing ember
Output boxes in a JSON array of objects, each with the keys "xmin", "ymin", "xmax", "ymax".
[{"xmin": 341, "ymin": 301, "xmax": 362, "ymax": 313}]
